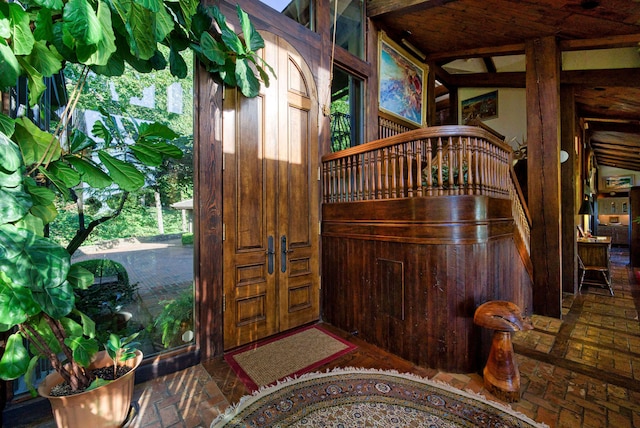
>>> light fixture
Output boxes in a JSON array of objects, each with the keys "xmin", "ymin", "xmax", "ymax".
[
  {"xmin": 578, "ymin": 197, "xmax": 594, "ymax": 215},
  {"xmin": 560, "ymin": 150, "xmax": 569, "ymax": 163}
]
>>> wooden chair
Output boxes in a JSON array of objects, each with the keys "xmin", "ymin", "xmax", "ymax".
[{"xmin": 578, "ymin": 255, "xmax": 613, "ymax": 296}]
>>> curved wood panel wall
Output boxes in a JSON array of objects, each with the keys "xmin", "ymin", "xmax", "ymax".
[{"xmin": 321, "ymin": 195, "xmax": 533, "ymax": 373}]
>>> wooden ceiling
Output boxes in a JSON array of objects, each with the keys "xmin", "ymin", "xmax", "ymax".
[{"xmin": 368, "ymin": 0, "xmax": 640, "ymax": 171}]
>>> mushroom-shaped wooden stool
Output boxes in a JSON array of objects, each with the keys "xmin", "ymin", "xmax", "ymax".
[{"xmin": 474, "ymin": 300, "xmax": 533, "ymax": 402}]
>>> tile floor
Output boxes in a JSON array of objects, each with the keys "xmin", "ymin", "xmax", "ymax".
[{"xmin": 8, "ymin": 248, "xmax": 640, "ymax": 427}]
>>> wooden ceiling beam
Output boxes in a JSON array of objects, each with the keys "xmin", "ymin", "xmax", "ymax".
[
  {"xmin": 588, "ymin": 122, "xmax": 640, "ymax": 133},
  {"xmin": 438, "ymin": 68, "xmax": 640, "ymax": 89},
  {"xmin": 366, "ymin": 0, "xmax": 449, "ymax": 17},
  {"xmin": 563, "ymin": 69, "xmax": 640, "ymax": 87},
  {"xmin": 559, "ymin": 34, "xmax": 640, "ymax": 51},
  {"xmin": 426, "ymin": 43, "xmax": 525, "ymax": 63}
]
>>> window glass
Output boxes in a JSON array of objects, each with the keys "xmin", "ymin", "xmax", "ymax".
[
  {"xmin": 259, "ymin": 0, "xmax": 314, "ymax": 30},
  {"xmin": 330, "ymin": 0, "xmax": 364, "ymax": 59},
  {"xmin": 331, "ymin": 67, "xmax": 363, "ymax": 152}
]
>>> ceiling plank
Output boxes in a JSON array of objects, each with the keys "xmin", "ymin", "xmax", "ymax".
[{"xmin": 563, "ymin": 69, "xmax": 640, "ymax": 87}]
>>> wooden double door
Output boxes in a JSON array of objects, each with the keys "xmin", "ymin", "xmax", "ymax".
[{"xmin": 222, "ymin": 33, "xmax": 320, "ymax": 350}]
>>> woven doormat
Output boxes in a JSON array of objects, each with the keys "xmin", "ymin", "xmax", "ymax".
[{"xmin": 224, "ymin": 325, "xmax": 357, "ymax": 392}]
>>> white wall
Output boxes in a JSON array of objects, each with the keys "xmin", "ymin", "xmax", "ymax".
[{"xmin": 458, "ymin": 87, "xmax": 526, "ymax": 150}]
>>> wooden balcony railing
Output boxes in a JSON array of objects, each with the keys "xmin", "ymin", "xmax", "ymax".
[{"xmin": 322, "ymin": 125, "xmax": 531, "ymax": 254}]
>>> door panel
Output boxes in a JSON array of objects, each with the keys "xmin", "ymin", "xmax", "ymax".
[{"xmin": 224, "ymin": 33, "xmax": 319, "ymax": 349}]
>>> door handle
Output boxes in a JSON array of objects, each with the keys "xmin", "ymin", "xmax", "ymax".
[
  {"xmin": 281, "ymin": 235, "xmax": 288, "ymax": 272},
  {"xmin": 266, "ymin": 236, "xmax": 275, "ymax": 274}
]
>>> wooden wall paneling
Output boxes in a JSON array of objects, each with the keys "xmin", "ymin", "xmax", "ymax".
[
  {"xmin": 561, "ymin": 85, "xmax": 578, "ymax": 294},
  {"xmin": 321, "ymin": 197, "xmax": 533, "ymax": 373},
  {"xmin": 630, "ymin": 187, "xmax": 640, "ymax": 267},
  {"xmin": 526, "ymin": 36, "xmax": 562, "ymax": 318}
]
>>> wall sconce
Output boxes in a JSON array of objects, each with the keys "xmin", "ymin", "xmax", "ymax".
[{"xmin": 560, "ymin": 150, "xmax": 569, "ymax": 163}]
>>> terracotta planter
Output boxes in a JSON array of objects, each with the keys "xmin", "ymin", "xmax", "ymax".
[{"xmin": 37, "ymin": 350, "xmax": 143, "ymax": 428}]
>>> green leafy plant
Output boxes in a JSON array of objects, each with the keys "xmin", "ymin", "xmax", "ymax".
[
  {"xmin": 0, "ymin": 0, "xmax": 272, "ymax": 396},
  {"xmin": 153, "ymin": 290, "xmax": 193, "ymax": 349},
  {"xmin": 105, "ymin": 333, "xmax": 140, "ymax": 378}
]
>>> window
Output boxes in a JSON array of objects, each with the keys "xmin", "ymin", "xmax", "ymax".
[
  {"xmin": 330, "ymin": 0, "xmax": 364, "ymax": 59},
  {"xmin": 259, "ymin": 0, "xmax": 314, "ymax": 30},
  {"xmin": 331, "ymin": 67, "xmax": 363, "ymax": 152}
]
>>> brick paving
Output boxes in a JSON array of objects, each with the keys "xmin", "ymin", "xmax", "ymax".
[{"xmin": 10, "ymin": 247, "xmax": 640, "ymax": 427}]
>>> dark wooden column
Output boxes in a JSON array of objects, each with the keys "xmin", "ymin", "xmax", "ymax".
[
  {"xmin": 561, "ymin": 85, "xmax": 578, "ymax": 294},
  {"xmin": 526, "ymin": 36, "xmax": 562, "ymax": 317}
]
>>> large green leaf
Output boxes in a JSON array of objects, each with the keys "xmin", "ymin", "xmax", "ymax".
[
  {"xmin": 13, "ymin": 117, "xmax": 62, "ymax": 167},
  {"xmin": 67, "ymin": 264, "xmax": 94, "ymax": 291},
  {"xmin": 84, "ymin": 1, "xmax": 116, "ymax": 66},
  {"xmin": 0, "ymin": 4, "xmax": 9, "ymax": 39},
  {"xmin": 65, "ymin": 336, "xmax": 98, "ymax": 367},
  {"xmin": 130, "ymin": 141, "xmax": 162, "ymax": 165},
  {"xmin": 98, "ymin": 150, "xmax": 145, "ymax": 191},
  {"xmin": 34, "ymin": 9, "xmax": 55, "ymax": 43},
  {"xmin": 178, "ymin": 0, "xmax": 198, "ymax": 31},
  {"xmin": 23, "ymin": 41, "xmax": 63, "ymax": 78},
  {"xmin": 127, "ymin": 3, "xmax": 157, "ymax": 60},
  {"xmin": 8, "ymin": 3, "xmax": 35, "ymax": 56},
  {"xmin": 0, "ymin": 225, "xmax": 70, "ymax": 295},
  {"xmin": 133, "ymin": 0, "xmax": 161, "ymax": 13},
  {"xmin": 0, "ymin": 333, "xmax": 30, "ymax": 380},
  {"xmin": 0, "ymin": 275, "xmax": 39, "ymax": 328},
  {"xmin": 16, "ymin": 58, "xmax": 48, "ymax": 107},
  {"xmin": 69, "ymin": 129, "xmax": 96, "ymax": 153},
  {"xmin": 29, "ymin": 203, "xmax": 58, "ymax": 226},
  {"xmin": 0, "ymin": 41, "xmax": 20, "ymax": 89},
  {"xmin": 91, "ymin": 120, "xmax": 113, "ymax": 146},
  {"xmin": 30, "ymin": 0, "xmax": 64, "ymax": 11},
  {"xmin": 154, "ymin": 5, "xmax": 174, "ymax": 41},
  {"xmin": 237, "ymin": 4, "xmax": 264, "ymax": 52},
  {"xmin": 48, "ymin": 161, "xmax": 81, "ymax": 188},
  {"xmin": 65, "ymin": 156, "xmax": 112, "ymax": 188},
  {"xmin": 63, "ymin": 0, "xmax": 102, "ymax": 46},
  {"xmin": 13, "ymin": 213, "xmax": 44, "ymax": 236},
  {"xmin": 72, "ymin": 309, "xmax": 96, "ymax": 338},
  {"xmin": 25, "ymin": 182, "xmax": 56, "ymax": 206},
  {"xmin": 169, "ymin": 46, "xmax": 187, "ymax": 78},
  {"xmin": 0, "ymin": 169, "xmax": 22, "ymax": 188},
  {"xmin": 138, "ymin": 121, "xmax": 179, "ymax": 140},
  {"xmin": 37, "ymin": 167, "xmax": 71, "ymax": 201},
  {"xmin": 0, "ymin": 133, "xmax": 21, "ymax": 174},
  {"xmin": 200, "ymin": 32, "xmax": 225, "ymax": 66},
  {"xmin": 235, "ymin": 57, "xmax": 260, "ymax": 98},
  {"xmin": 31, "ymin": 280, "xmax": 74, "ymax": 319},
  {"xmin": 0, "ymin": 187, "xmax": 32, "ymax": 224}
]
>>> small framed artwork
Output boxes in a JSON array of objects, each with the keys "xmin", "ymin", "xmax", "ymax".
[
  {"xmin": 603, "ymin": 175, "xmax": 633, "ymax": 190},
  {"xmin": 462, "ymin": 91, "xmax": 498, "ymax": 124},
  {"xmin": 378, "ymin": 32, "xmax": 427, "ymax": 127}
]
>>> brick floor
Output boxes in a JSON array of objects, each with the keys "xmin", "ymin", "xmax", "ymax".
[{"xmin": 9, "ymin": 247, "xmax": 640, "ymax": 427}]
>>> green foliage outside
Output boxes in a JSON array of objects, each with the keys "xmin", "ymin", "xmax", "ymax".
[
  {"xmin": 181, "ymin": 233, "xmax": 194, "ymax": 245},
  {"xmin": 152, "ymin": 290, "xmax": 193, "ymax": 349}
]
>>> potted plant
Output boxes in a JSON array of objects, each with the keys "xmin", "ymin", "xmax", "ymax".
[
  {"xmin": 0, "ymin": 0, "xmax": 271, "ymax": 425},
  {"xmin": 153, "ymin": 290, "xmax": 194, "ymax": 349},
  {"xmin": 36, "ymin": 334, "xmax": 142, "ymax": 427}
]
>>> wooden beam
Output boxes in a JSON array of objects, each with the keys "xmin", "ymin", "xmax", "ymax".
[
  {"xmin": 561, "ymin": 85, "xmax": 577, "ymax": 294},
  {"xmin": 560, "ymin": 34, "xmax": 640, "ymax": 51},
  {"xmin": 562, "ymin": 69, "xmax": 640, "ymax": 87},
  {"xmin": 526, "ymin": 36, "xmax": 562, "ymax": 318},
  {"xmin": 366, "ymin": 0, "xmax": 446, "ymax": 17},
  {"xmin": 426, "ymin": 43, "xmax": 525, "ymax": 63},
  {"xmin": 446, "ymin": 72, "xmax": 526, "ymax": 88}
]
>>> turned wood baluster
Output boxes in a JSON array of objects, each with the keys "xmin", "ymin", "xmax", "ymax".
[
  {"xmin": 383, "ymin": 147, "xmax": 389, "ymax": 199},
  {"xmin": 406, "ymin": 142, "xmax": 414, "ymax": 198},
  {"xmin": 363, "ymin": 152, "xmax": 370, "ymax": 200},
  {"xmin": 415, "ymin": 140, "xmax": 423, "ymax": 197},
  {"xmin": 390, "ymin": 146, "xmax": 397, "ymax": 198},
  {"xmin": 447, "ymin": 136, "xmax": 454, "ymax": 195},
  {"xmin": 425, "ymin": 138, "xmax": 433, "ymax": 196},
  {"xmin": 376, "ymin": 149, "xmax": 383, "ymax": 200},
  {"xmin": 436, "ymin": 137, "xmax": 444, "ymax": 195},
  {"xmin": 398, "ymin": 144, "xmax": 406, "ymax": 198},
  {"xmin": 458, "ymin": 137, "xmax": 465, "ymax": 194}
]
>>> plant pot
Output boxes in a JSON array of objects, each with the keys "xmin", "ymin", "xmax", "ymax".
[{"xmin": 37, "ymin": 350, "xmax": 143, "ymax": 428}]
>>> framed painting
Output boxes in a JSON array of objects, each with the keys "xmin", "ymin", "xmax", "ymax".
[
  {"xmin": 378, "ymin": 33, "xmax": 426, "ymax": 127},
  {"xmin": 462, "ymin": 91, "xmax": 498, "ymax": 124},
  {"xmin": 603, "ymin": 175, "xmax": 633, "ymax": 190}
]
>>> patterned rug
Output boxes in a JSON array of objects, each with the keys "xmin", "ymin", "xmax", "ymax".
[
  {"xmin": 224, "ymin": 325, "xmax": 357, "ymax": 392},
  {"xmin": 211, "ymin": 368, "xmax": 547, "ymax": 427}
]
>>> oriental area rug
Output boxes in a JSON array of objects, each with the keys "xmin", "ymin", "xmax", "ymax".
[
  {"xmin": 224, "ymin": 325, "xmax": 357, "ymax": 392},
  {"xmin": 211, "ymin": 368, "xmax": 547, "ymax": 428}
]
